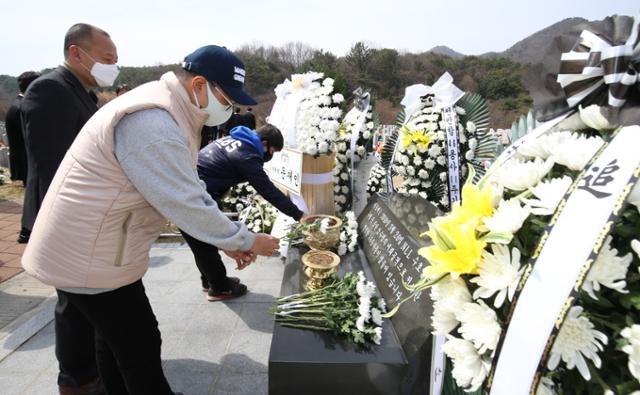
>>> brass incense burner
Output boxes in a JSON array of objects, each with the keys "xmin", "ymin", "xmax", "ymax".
[
  {"xmin": 301, "ymin": 250, "xmax": 340, "ymax": 290},
  {"xmin": 301, "ymin": 215, "xmax": 342, "ymax": 250}
]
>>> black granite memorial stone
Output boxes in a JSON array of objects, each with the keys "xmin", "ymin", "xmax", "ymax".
[{"xmin": 268, "ymin": 194, "xmax": 440, "ymax": 395}]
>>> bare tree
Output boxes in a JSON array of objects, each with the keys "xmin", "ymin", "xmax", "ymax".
[{"xmin": 278, "ymin": 42, "xmax": 315, "ymax": 68}]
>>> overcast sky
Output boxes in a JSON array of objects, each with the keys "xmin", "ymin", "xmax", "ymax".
[{"xmin": 0, "ymin": 0, "xmax": 637, "ymax": 76}]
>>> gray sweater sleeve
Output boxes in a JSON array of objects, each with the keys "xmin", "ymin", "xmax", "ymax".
[{"xmin": 113, "ymin": 108, "xmax": 255, "ymax": 251}]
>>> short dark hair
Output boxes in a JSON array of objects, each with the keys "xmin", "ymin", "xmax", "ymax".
[
  {"xmin": 63, "ymin": 23, "xmax": 110, "ymax": 58},
  {"xmin": 257, "ymin": 124, "xmax": 284, "ymax": 151},
  {"xmin": 17, "ymin": 71, "xmax": 40, "ymax": 93},
  {"xmin": 174, "ymin": 67, "xmax": 198, "ymax": 81}
]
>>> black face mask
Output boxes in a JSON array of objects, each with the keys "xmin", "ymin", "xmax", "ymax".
[{"xmin": 263, "ymin": 145, "xmax": 273, "ymax": 162}]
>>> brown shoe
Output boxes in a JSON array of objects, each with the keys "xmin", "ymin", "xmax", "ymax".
[{"xmin": 59, "ymin": 377, "xmax": 106, "ymax": 395}]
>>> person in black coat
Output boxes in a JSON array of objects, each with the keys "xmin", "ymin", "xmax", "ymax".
[
  {"xmin": 20, "ymin": 24, "xmax": 118, "ymax": 245},
  {"xmin": 182, "ymin": 124, "xmax": 304, "ymax": 301},
  {"xmin": 4, "ymin": 71, "xmax": 40, "ymax": 185},
  {"xmin": 240, "ymin": 106, "xmax": 256, "ymax": 130},
  {"xmin": 20, "ymin": 23, "xmax": 118, "ymax": 395},
  {"xmin": 223, "ymin": 106, "xmax": 242, "ymax": 135}
]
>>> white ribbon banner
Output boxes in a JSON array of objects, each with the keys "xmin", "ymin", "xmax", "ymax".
[
  {"xmin": 442, "ymin": 106, "xmax": 461, "ymax": 205},
  {"xmin": 490, "ymin": 125, "xmax": 640, "ymax": 395},
  {"xmin": 266, "ymin": 148, "xmax": 303, "ymax": 195},
  {"xmin": 301, "ymin": 171, "xmax": 334, "ymax": 185}
]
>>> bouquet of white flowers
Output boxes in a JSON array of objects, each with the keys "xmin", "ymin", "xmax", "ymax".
[
  {"xmin": 337, "ymin": 211, "xmax": 358, "ymax": 256},
  {"xmin": 366, "ymin": 163, "xmax": 388, "ymax": 198},
  {"xmin": 392, "ymin": 91, "xmax": 496, "ymax": 211},
  {"xmin": 333, "ymin": 101, "xmax": 378, "ymax": 213},
  {"xmin": 295, "ymin": 72, "xmax": 344, "ymax": 157},
  {"xmin": 272, "ymin": 271, "xmax": 386, "ymax": 346},
  {"xmin": 238, "ymin": 196, "xmax": 278, "ymax": 234},
  {"xmin": 219, "ymin": 182, "xmax": 256, "ymax": 214}
]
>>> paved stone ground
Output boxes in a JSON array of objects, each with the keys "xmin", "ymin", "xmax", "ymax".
[
  {"xmin": 0, "ymin": 199, "xmax": 26, "ymax": 283},
  {"xmin": 0, "ymin": 245, "xmax": 284, "ymax": 395}
]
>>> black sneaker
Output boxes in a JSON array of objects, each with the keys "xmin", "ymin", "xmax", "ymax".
[
  {"xmin": 201, "ymin": 277, "xmax": 240, "ymax": 292},
  {"xmin": 207, "ymin": 279, "xmax": 247, "ymax": 301},
  {"xmin": 16, "ymin": 229, "xmax": 30, "ymax": 244}
]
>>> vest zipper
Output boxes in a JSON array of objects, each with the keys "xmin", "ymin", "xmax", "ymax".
[{"xmin": 114, "ymin": 213, "xmax": 132, "ymax": 267}]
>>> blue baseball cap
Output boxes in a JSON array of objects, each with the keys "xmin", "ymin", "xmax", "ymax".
[{"xmin": 182, "ymin": 45, "xmax": 257, "ymax": 106}]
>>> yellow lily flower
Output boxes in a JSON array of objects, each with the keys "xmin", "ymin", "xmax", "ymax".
[{"xmin": 418, "ymin": 219, "xmax": 486, "ymax": 279}]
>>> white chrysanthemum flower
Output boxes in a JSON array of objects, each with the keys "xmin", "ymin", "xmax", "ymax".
[
  {"xmin": 471, "ymin": 244, "xmax": 523, "ymax": 308},
  {"xmin": 373, "ymin": 327, "xmax": 383, "ymax": 345},
  {"xmin": 551, "ymin": 133, "xmax": 604, "ymax": 171},
  {"xmin": 420, "ymin": 159, "xmax": 434, "ymax": 171},
  {"xmin": 536, "ymin": 377, "xmax": 557, "ymax": 395},
  {"xmin": 522, "ymin": 176, "xmax": 573, "ymax": 216},
  {"xmin": 582, "ymin": 235, "xmax": 631, "ymax": 299},
  {"xmin": 621, "ymin": 324, "xmax": 640, "ymax": 381},
  {"xmin": 547, "ymin": 306, "xmax": 608, "ymax": 380},
  {"xmin": 518, "ymin": 131, "xmax": 574, "ymax": 160},
  {"xmin": 357, "ymin": 280, "xmax": 376, "ymax": 298},
  {"xmin": 356, "ymin": 315, "xmax": 366, "ymax": 331},
  {"xmin": 466, "ymin": 121, "xmax": 476, "ymax": 133},
  {"xmin": 455, "ymin": 301, "xmax": 501, "ymax": 354},
  {"xmin": 377, "ymin": 298, "xmax": 386, "ymax": 312},
  {"xmin": 482, "ymin": 199, "xmax": 531, "ymax": 236},
  {"xmin": 579, "ymin": 104, "xmax": 612, "ymax": 131},
  {"xmin": 331, "ymin": 93, "xmax": 344, "ymax": 103},
  {"xmin": 428, "ymin": 145, "xmax": 441, "ymax": 157},
  {"xmin": 443, "ymin": 336, "xmax": 491, "ymax": 391},
  {"xmin": 430, "ymin": 277, "xmax": 472, "ymax": 335},
  {"xmin": 371, "ymin": 308, "xmax": 383, "ymax": 326},
  {"xmin": 358, "ymin": 296, "xmax": 371, "ymax": 321},
  {"xmin": 495, "ymin": 157, "xmax": 554, "ymax": 192}
]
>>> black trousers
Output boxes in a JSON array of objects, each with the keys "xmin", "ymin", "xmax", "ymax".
[
  {"xmin": 180, "ymin": 230, "xmax": 229, "ymax": 290},
  {"xmin": 56, "ymin": 281, "xmax": 173, "ymax": 395}
]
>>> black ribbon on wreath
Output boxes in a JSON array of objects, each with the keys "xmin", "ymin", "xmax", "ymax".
[{"xmin": 525, "ymin": 14, "xmax": 640, "ymax": 125}]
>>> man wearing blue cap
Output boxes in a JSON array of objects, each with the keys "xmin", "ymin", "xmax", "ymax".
[{"xmin": 22, "ymin": 45, "xmax": 279, "ymax": 395}]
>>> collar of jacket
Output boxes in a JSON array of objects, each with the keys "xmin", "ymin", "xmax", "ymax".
[
  {"xmin": 58, "ymin": 65, "xmax": 99, "ymax": 110},
  {"xmin": 160, "ymin": 71, "xmax": 209, "ymax": 137}
]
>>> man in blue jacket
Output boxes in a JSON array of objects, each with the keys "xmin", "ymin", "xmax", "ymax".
[{"xmin": 182, "ymin": 124, "xmax": 304, "ymax": 300}]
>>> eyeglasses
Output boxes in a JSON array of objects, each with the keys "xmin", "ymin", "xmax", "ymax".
[{"xmin": 212, "ymin": 84, "xmax": 234, "ymax": 111}]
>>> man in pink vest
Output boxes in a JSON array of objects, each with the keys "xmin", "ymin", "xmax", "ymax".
[{"xmin": 22, "ymin": 45, "xmax": 279, "ymax": 395}]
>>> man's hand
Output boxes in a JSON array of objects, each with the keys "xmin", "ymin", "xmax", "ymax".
[
  {"xmin": 251, "ymin": 233, "xmax": 280, "ymax": 256},
  {"xmin": 223, "ymin": 250, "xmax": 256, "ymax": 270}
]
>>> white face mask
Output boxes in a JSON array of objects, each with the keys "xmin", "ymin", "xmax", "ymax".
[
  {"xmin": 79, "ymin": 47, "xmax": 120, "ymax": 87},
  {"xmin": 193, "ymin": 83, "xmax": 233, "ymax": 126}
]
